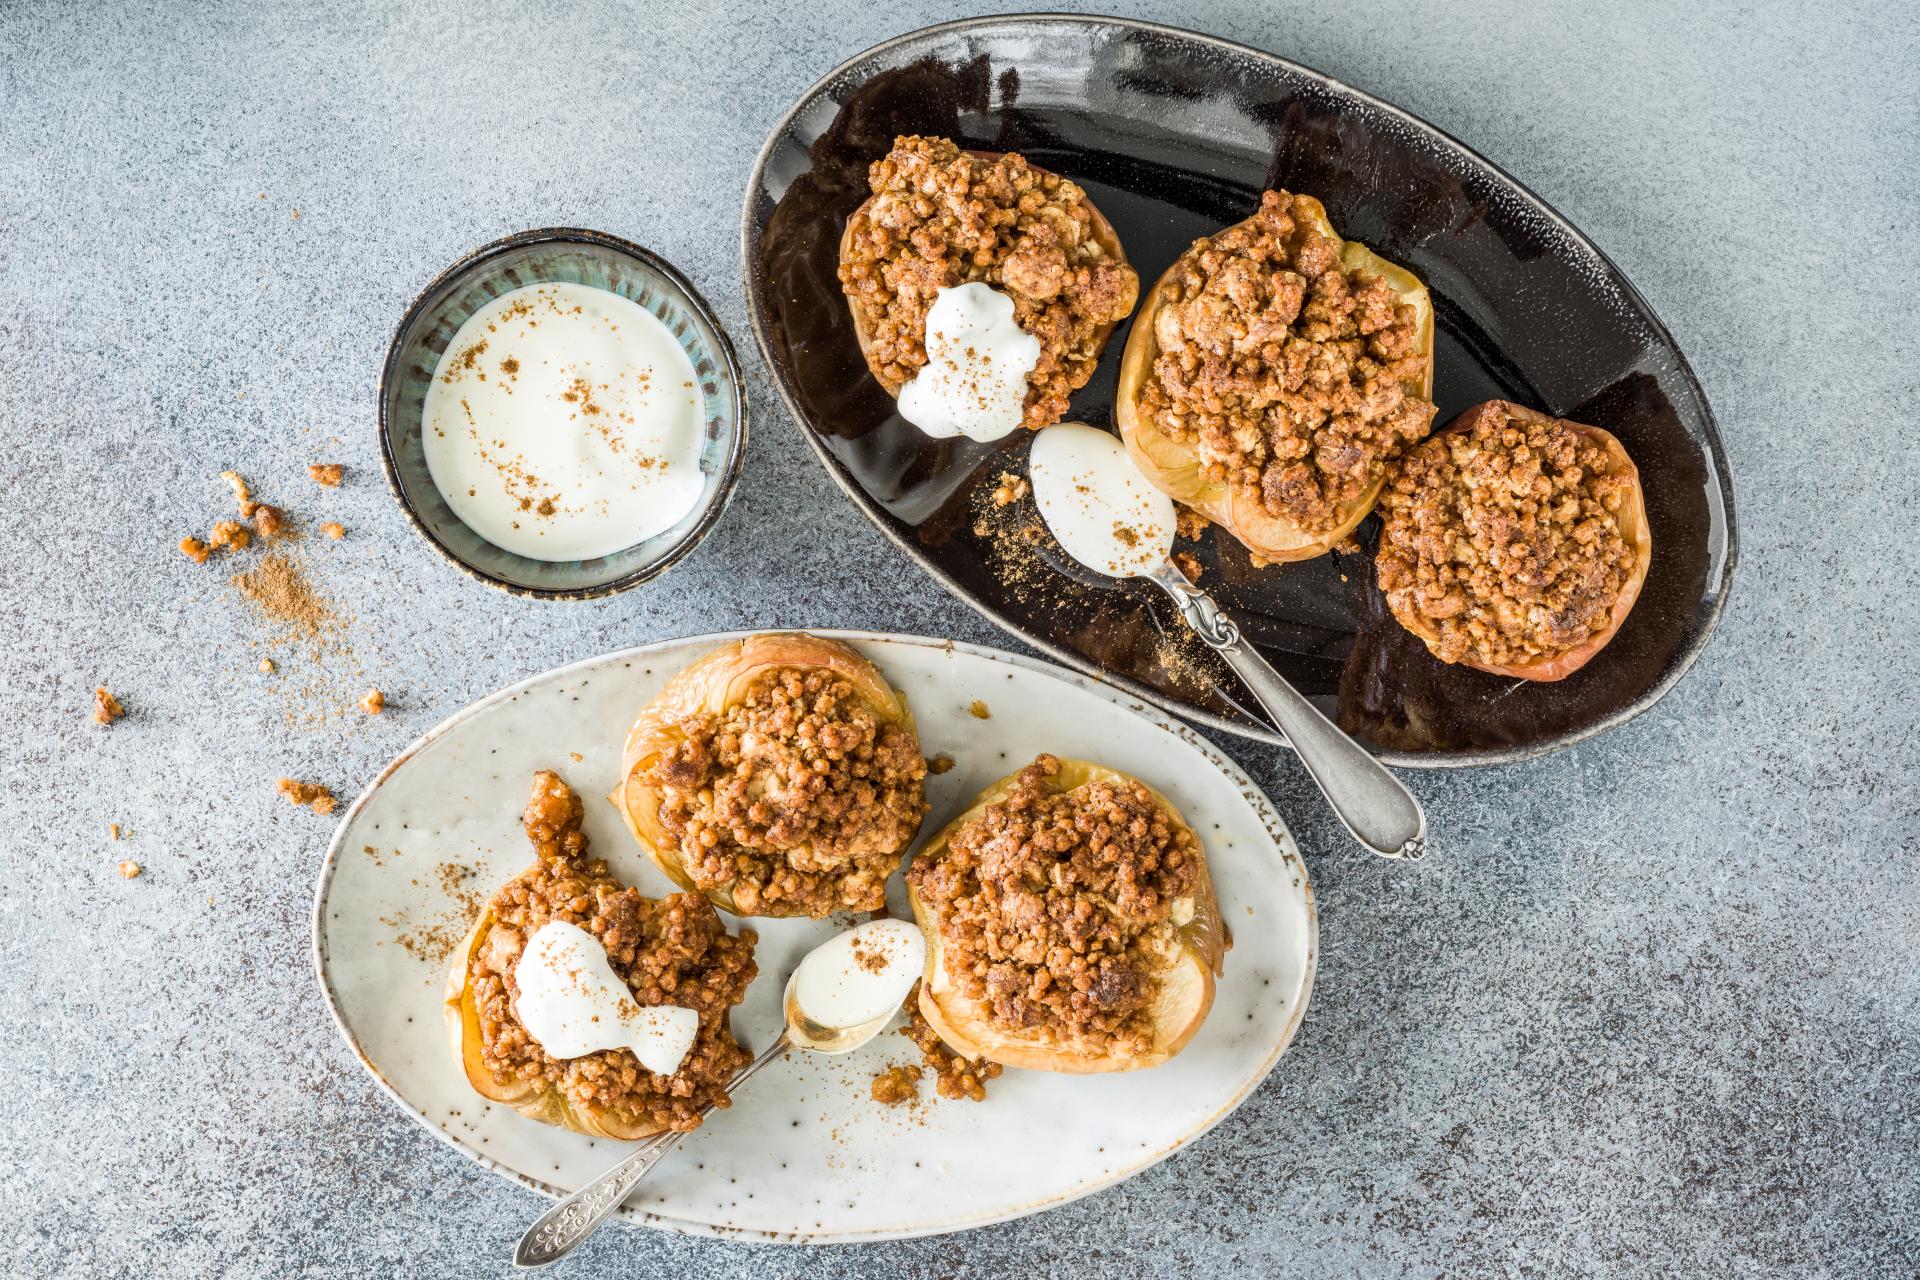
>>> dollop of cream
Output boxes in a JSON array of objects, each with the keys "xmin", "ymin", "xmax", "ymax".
[
  {"xmin": 789, "ymin": 918, "xmax": 926, "ymax": 1032},
  {"xmin": 897, "ymin": 283, "xmax": 1041, "ymax": 442},
  {"xmin": 513, "ymin": 920, "xmax": 698, "ymax": 1075},
  {"xmin": 1029, "ymin": 422, "xmax": 1175, "ymax": 577}
]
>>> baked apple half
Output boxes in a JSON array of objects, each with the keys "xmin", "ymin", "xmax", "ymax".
[
  {"xmin": 613, "ymin": 632, "xmax": 928, "ymax": 918},
  {"xmin": 905, "ymin": 754, "xmax": 1225, "ymax": 1073},
  {"xmin": 1116, "ymin": 190, "xmax": 1436, "ymax": 562},
  {"xmin": 445, "ymin": 770, "xmax": 757, "ymax": 1139},
  {"xmin": 1375, "ymin": 400, "xmax": 1652, "ymax": 681},
  {"xmin": 838, "ymin": 135, "xmax": 1139, "ymax": 435}
]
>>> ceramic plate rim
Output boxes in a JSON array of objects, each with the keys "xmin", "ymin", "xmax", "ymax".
[
  {"xmin": 310, "ymin": 629, "xmax": 1319, "ymax": 1244},
  {"xmin": 737, "ymin": 13, "xmax": 1740, "ymax": 770}
]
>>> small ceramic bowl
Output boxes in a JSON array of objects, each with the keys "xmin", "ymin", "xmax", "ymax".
[{"xmin": 379, "ymin": 228, "xmax": 747, "ymax": 599}]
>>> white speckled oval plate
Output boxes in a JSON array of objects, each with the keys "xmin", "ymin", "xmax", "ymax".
[{"xmin": 311, "ymin": 631, "xmax": 1316, "ymax": 1244}]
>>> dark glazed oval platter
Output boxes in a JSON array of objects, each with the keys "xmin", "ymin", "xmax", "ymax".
[{"xmin": 741, "ymin": 15, "xmax": 1737, "ymax": 768}]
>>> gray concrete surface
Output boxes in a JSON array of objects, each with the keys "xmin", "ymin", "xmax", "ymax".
[{"xmin": 3, "ymin": 0, "xmax": 1915, "ymax": 1275}]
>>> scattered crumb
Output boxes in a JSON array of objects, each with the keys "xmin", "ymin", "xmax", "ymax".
[
  {"xmin": 320, "ymin": 521, "xmax": 345, "ymax": 540},
  {"xmin": 901, "ymin": 985, "xmax": 1001, "ymax": 1101},
  {"xmin": 1173, "ymin": 551, "xmax": 1204, "ymax": 584},
  {"xmin": 1175, "ymin": 505, "xmax": 1210, "ymax": 541},
  {"xmin": 1248, "ymin": 550, "xmax": 1274, "ymax": 570},
  {"xmin": 308, "ymin": 463, "xmax": 343, "ymax": 487},
  {"xmin": 290, "ymin": 208, "xmax": 301, "ymax": 220},
  {"xmin": 570, "ymin": 752, "xmax": 584, "ymax": 763},
  {"xmin": 967, "ymin": 700, "xmax": 990, "ymax": 720},
  {"xmin": 117, "ymin": 860, "xmax": 142, "ymax": 880},
  {"xmin": 1332, "ymin": 533, "xmax": 1361, "ymax": 555},
  {"xmin": 109, "ymin": 823, "xmax": 122, "ymax": 841},
  {"xmin": 179, "ymin": 536, "xmax": 211, "ymax": 564},
  {"xmin": 250, "ymin": 503, "xmax": 288, "ymax": 539},
  {"xmin": 209, "ymin": 519, "xmax": 252, "ymax": 551},
  {"xmin": 93, "ymin": 687, "xmax": 125, "ymax": 725},
  {"xmin": 928, "ymin": 753, "xmax": 955, "ymax": 775},
  {"xmin": 361, "ymin": 689, "xmax": 385, "ymax": 716},
  {"xmin": 219, "ymin": 470, "xmax": 259, "ymax": 518},
  {"xmin": 871, "ymin": 1063, "xmax": 923, "ymax": 1106},
  {"xmin": 277, "ymin": 777, "xmax": 336, "ymax": 815},
  {"xmin": 259, "ymin": 658, "xmax": 275, "ymax": 674},
  {"xmin": 991, "ymin": 471, "xmax": 1029, "ymax": 507}
]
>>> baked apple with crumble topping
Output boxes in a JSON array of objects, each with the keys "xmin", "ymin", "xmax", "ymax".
[
  {"xmin": 905, "ymin": 754, "xmax": 1225, "ymax": 1073},
  {"xmin": 444, "ymin": 770, "xmax": 757, "ymax": 1139},
  {"xmin": 838, "ymin": 135, "xmax": 1139, "ymax": 437},
  {"xmin": 1375, "ymin": 399, "xmax": 1652, "ymax": 681},
  {"xmin": 1116, "ymin": 190, "xmax": 1436, "ymax": 561},
  {"xmin": 614, "ymin": 633, "xmax": 929, "ymax": 918}
]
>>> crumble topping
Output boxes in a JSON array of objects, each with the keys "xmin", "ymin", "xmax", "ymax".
[
  {"xmin": 991, "ymin": 472, "xmax": 1029, "ymax": 508},
  {"xmin": 471, "ymin": 772, "xmax": 756, "ymax": 1132},
  {"xmin": 276, "ymin": 777, "xmax": 336, "ymax": 815},
  {"xmin": 117, "ymin": 860, "xmax": 142, "ymax": 879},
  {"xmin": 361, "ymin": 688, "xmax": 385, "ymax": 716},
  {"xmin": 870, "ymin": 1062, "xmax": 922, "ymax": 1106},
  {"xmin": 321, "ymin": 522, "xmax": 345, "ymax": 540},
  {"xmin": 1139, "ymin": 190, "xmax": 1435, "ymax": 534},
  {"xmin": 639, "ymin": 667, "xmax": 927, "ymax": 917},
  {"xmin": 907, "ymin": 755, "xmax": 1199, "ymax": 1056},
  {"xmin": 839, "ymin": 135, "xmax": 1138, "ymax": 430},
  {"xmin": 308, "ymin": 462, "xmax": 344, "ymax": 486},
  {"xmin": 92, "ymin": 686, "xmax": 125, "ymax": 725},
  {"xmin": 1376, "ymin": 404, "xmax": 1636, "ymax": 669},
  {"xmin": 901, "ymin": 986, "xmax": 1001, "ymax": 1101}
]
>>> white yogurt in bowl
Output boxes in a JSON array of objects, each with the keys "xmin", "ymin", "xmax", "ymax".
[{"xmin": 421, "ymin": 282, "xmax": 706, "ymax": 562}]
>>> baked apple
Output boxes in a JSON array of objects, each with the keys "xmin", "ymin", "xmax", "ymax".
[
  {"xmin": 906, "ymin": 754, "xmax": 1225, "ymax": 1073},
  {"xmin": 1375, "ymin": 399, "xmax": 1652, "ymax": 681},
  {"xmin": 1116, "ymin": 190, "xmax": 1435, "ymax": 562},
  {"xmin": 613, "ymin": 632, "xmax": 928, "ymax": 918}
]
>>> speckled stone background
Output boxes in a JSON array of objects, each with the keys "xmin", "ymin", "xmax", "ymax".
[{"xmin": 3, "ymin": 0, "xmax": 1915, "ymax": 1275}]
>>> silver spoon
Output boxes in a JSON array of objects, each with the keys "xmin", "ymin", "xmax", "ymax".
[
  {"xmin": 1028, "ymin": 424, "xmax": 1426, "ymax": 861},
  {"xmin": 514, "ymin": 933, "xmax": 920, "ymax": 1268}
]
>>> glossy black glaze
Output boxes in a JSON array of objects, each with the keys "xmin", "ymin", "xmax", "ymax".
[{"xmin": 741, "ymin": 17, "xmax": 1736, "ymax": 766}]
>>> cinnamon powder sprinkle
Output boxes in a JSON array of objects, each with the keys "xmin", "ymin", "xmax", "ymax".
[
  {"xmin": 93, "ymin": 687, "xmax": 125, "ymax": 725},
  {"xmin": 232, "ymin": 552, "xmax": 333, "ymax": 639},
  {"xmin": 277, "ymin": 778, "xmax": 336, "ymax": 815}
]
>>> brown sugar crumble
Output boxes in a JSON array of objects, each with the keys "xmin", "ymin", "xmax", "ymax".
[
  {"xmin": 839, "ymin": 135, "xmax": 1139, "ymax": 430},
  {"xmin": 220, "ymin": 470, "xmax": 258, "ymax": 517},
  {"xmin": 307, "ymin": 462, "xmax": 344, "ymax": 486},
  {"xmin": 108, "ymin": 823, "xmax": 122, "ymax": 841},
  {"xmin": 1377, "ymin": 405, "xmax": 1636, "ymax": 669},
  {"xmin": 901, "ymin": 986, "xmax": 1001, "ymax": 1101},
  {"xmin": 320, "ymin": 522, "xmax": 345, "ymax": 540},
  {"xmin": 991, "ymin": 472, "xmax": 1030, "ymax": 508},
  {"xmin": 209, "ymin": 519, "xmax": 251, "ymax": 551},
  {"xmin": 967, "ymin": 700, "xmax": 991, "ymax": 720},
  {"xmin": 179, "ymin": 536, "xmax": 211, "ymax": 564},
  {"xmin": 928, "ymin": 753, "xmax": 956, "ymax": 776},
  {"xmin": 360, "ymin": 688, "xmax": 385, "ymax": 716},
  {"xmin": 907, "ymin": 754, "xmax": 1200, "ymax": 1056},
  {"xmin": 277, "ymin": 777, "xmax": 336, "ymax": 815},
  {"xmin": 639, "ymin": 667, "xmax": 928, "ymax": 917},
  {"xmin": 870, "ymin": 1062, "xmax": 923, "ymax": 1106},
  {"xmin": 1139, "ymin": 190, "xmax": 1435, "ymax": 535},
  {"xmin": 250, "ymin": 503, "xmax": 288, "ymax": 539},
  {"xmin": 468, "ymin": 771, "xmax": 757, "ymax": 1133},
  {"xmin": 92, "ymin": 687, "xmax": 125, "ymax": 725},
  {"xmin": 259, "ymin": 658, "xmax": 276, "ymax": 674},
  {"xmin": 117, "ymin": 860, "xmax": 142, "ymax": 880},
  {"xmin": 1172, "ymin": 551, "xmax": 1204, "ymax": 584}
]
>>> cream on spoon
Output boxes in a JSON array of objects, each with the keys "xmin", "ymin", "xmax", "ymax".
[{"xmin": 1028, "ymin": 423, "xmax": 1428, "ymax": 862}]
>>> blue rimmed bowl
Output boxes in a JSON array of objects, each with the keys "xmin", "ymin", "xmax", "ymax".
[{"xmin": 379, "ymin": 229, "xmax": 747, "ymax": 599}]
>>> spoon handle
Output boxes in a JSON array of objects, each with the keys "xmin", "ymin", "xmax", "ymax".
[
  {"xmin": 513, "ymin": 1034, "xmax": 794, "ymax": 1269},
  {"xmin": 1148, "ymin": 560, "xmax": 1427, "ymax": 860}
]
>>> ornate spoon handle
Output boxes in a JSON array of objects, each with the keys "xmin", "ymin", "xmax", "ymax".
[
  {"xmin": 513, "ymin": 1035, "xmax": 794, "ymax": 1269},
  {"xmin": 1148, "ymin": 559, "xmax": 1427, "ymax": 860}
]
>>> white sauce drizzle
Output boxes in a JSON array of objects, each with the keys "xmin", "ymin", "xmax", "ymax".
[
  {"xmin": 513, "ymin": 920, "xmax": 698, "ymax": 1075},
  {"xmin": 897, "ymin": 283, "xmax": 1041, "ymax": 442}
]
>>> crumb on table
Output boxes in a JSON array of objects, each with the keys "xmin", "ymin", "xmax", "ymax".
[
  {"xmin": 219, "ymin": 470, "xmax": 259, "ymax": 518},
  {"xmin": 361, "ymin": 689, "xmax": 384, "ymax": 716},
  {"xmin": 967, "ymin": 700, "xmax": 990, "ymax": 720},
  {"xmin": 871, "ymin": 1063, "xmax": 923, "ymax": 1106},
  {"xmin": 209, "ymin": 519, "xmax": 251, "ymax": 551},
  {"xmin": 93, "ymin": 687, "xmax": 125, "ymax": 725},
  {"xmin": 1175, "ymin": 505, "xmax": 1210, "ymax": 541},
  {"xmin": 991, "ymin": 471, "xmax": 1029, "ymax": 508},
  {"xmin": 928, "ymin": 753, "xmax": 955, "ymax": 775},
  {"xmin": 1173, "ymin": 551, "xmax": 1204, "ymax": 584},
  {"xmin": 250, "ymin": 503, "xmax": 287, "ymax": 539},
  {"xmin": 259, "ymin": 658, "xmax": 275, "ymax": 674},
  {"xmin": 117, "ymin": 860, "xmax": 142, "ymax": 879},
  {"xmin": 179, "ymin": 536, "xmax": 211, "ymax": 564},
  {"xmin": 308, "ymin": 463, "xmax": 344, "ymax": 486},
  {"xmin": 109, "ymin": 823, "xmax": 121, "ymax": 840},
  {"xmin": 320, "ymin": 522, "xmax": 344, "ymax": 540},
  {"xmin": 277, "ymin": 778, "xmax": 336, "ymax": 815}
]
